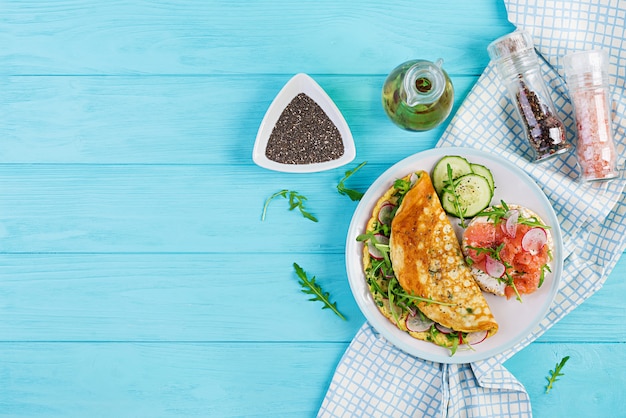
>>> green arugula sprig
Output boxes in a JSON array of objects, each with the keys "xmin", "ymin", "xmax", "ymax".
[
  {"xmin": 427, "ymin": 318, "xmax": 467, "ymax": 356},
  {"xmin": 261, "ymin": 189, "xmax": 318, "ymax": 222},
  {"xmin": 393, "ymin": 177, "xmax": 412, "ymax": 195},
  {"xmin": 356, "ymin": 232, "xmax": 455, "ymax": 311},
  {"xmin": 466, "ymin": 243, "xmax": 522, "ymax": 302},
  {"xmin": 293, "ymin": 263, "xmax": 346, "ymax": 320},
  {"xmin": 356, "ymin": 231, "xmax": 391, "ymax": 266},
  {"xmin": 538, "ymin": 262, "xmax": 552, "ymax": 288},
  {"xmin": 442, "ymin": 164, "xmax": 468, "ymax": 227},
  {"xmin": 386, "ymin": 275, "xmax": 456, "ymax": 308},
  {"xmin": 466, "ymin": 200, "xmax": 554, "ymax": 299},
  {"xmin": 545, "ymin": 356, "xmax": 570, "ymax": 393},
  {"xmin": 337, "ymin": 161, "xmax": 367, "ymax": 201},
  {"xmin": 474, "ymin": 200, "xmax": 551, "ymax": 229}
]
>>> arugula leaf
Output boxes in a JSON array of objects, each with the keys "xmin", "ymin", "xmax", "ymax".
[
  {"xmin": 474, "ymin": 200, "xmax": 551, "ymax": 229},
  {"xmin": 545, "ymin": 356, "xmax": 570, "ymax": 393},
  {"xmin": 538, "ymin": 263, "xmax": 551, "ymax": 288},
  {"xmin": 293, "ymin": 263, "xmax": 346, "ymax": 320},
  {"xmin": 393, "ymin": 178, "xmax": 412, "ymax": 195},
  {"xmin": 441, "ymin": 164, "xmax": 468, "ymax": 227},
  {"xmin": 388, "ymin": 277, "xmax": 400, "ymax": 325},
  {"xmin": 337, "ymin": 161, "xmax": 367, "ymax": 201},
  {"xmin": 261, "ymin": 190, "xmax": 318, "ymax": 222},
  {"xmin": 466, "ymin": 243, "xmax": 522, "ymax": 302},
  {"xmin": 449, "ymin": 333, "xmax": 460, "ymax": 356},
  {"xmin": 357, "ymin": 232, "xmax": 392, "ymax": 267},
  {"xmin": 397, "ymin": 292, "xmax": 455, "ymax": 307}
]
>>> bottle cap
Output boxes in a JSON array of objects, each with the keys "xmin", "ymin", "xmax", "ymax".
[
  {"xmin": 403, "ymin": 59, "xmax": 447, "ymax": 107},
  {"xmin": 487, "ymin": 30, "xmax": 535, "ymax": 62},
  {"xmin": 563, "ymin": 49, "xmax": 608, "ymax": 78}
]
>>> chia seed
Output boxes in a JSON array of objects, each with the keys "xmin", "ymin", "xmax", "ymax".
[{"xmin": 265, "ymin": 93, "xmax": 344, "ymax": 165}]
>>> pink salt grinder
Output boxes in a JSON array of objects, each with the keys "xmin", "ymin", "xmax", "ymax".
[{"xmin": 563, "ymin": 50, "xmax": 619, "ymax": 182}]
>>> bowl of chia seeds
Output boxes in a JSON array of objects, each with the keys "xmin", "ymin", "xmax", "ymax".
[{"xmin": 253, "ymin": 73, "xmax": 356, "ymax": 173}]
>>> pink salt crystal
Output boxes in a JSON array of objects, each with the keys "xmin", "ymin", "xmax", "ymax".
[
  {"xmin": 571, "ymin": 88, "xmax": 618, "ymax": 181},
  {"xmin": 563, "ymin": 49, "xmax": 619, "ymax": 182}
]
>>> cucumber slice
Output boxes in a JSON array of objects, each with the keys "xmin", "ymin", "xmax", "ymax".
[
  {"xmin": 470, "ymin": 163, "xmax": 495, "ymax": 193},
  {"xmin": 431, "ymin": 156, "xmax": 472, "ymax": 195},
  {"xmin": 441, "ymin": 173, "xmax": 493, "ymax": 218}
]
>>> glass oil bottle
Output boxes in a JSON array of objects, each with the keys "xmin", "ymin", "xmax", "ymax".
[{"xmin": 382, "ymin": 59, "xmax": 454, "ymax": 131}]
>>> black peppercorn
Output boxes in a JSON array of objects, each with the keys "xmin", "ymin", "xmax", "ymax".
[{"xmin": 516, "ymin": 82, "xmax": 568, "ymax": 159}]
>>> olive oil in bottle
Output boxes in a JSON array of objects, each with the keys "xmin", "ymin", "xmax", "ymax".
[{"xmin": 382, "ymin": 59, "xmax": 454, "ymax": 131}]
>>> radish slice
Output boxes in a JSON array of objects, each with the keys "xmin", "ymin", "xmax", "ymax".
[
  {"xmin": 379, "ymin": 265, "xmax": 394, "ymax": 279},
  {"xmin": 374, "ymin": 234, "xmax": 389, "ymax": 245},
  {"xmin": 406, "ymin": 313, "xmax": 434, "ymax": 332},
  {"xmin": 521, "ymin": 227, "xmax": 547, "ymax": 255},
  {"xmin": 368, "ymin": 234, "xmax": 389, "ymax": 260},
  {"xmin": 504, "ymin": 210, "xmax": 519, "ymax": 238},
  {"xmin": 485, "ymin": 255, "xmax": 505, "ymax": 278},
  {"xmin": 378, "ymin": 202, "xmax": 395, "ymax": 225},
  {"xmin": 465, "ymin": 330, "xmax": 488, "ymax": 345},
  {"xmin": 409, "ymin": 172, "xmax": 419, "ymax": 187},
  {"xmin": 435, "ymin": 323, "xmax": 453, "ymax": 334}
]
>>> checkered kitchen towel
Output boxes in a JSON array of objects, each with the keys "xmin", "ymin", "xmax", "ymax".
[{"xmin": 318, "ymin": 0, "xmax": 626, "ymax": 416}]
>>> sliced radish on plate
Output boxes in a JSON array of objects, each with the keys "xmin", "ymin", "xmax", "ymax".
[
  {"xmin": 368, "ymin": 234, "xmax": 389, "ymax": 260},
  {"xmin": 435, "ymin": 323, "xmax": 453, "ymax": 334},
  {"xmin": 406, "ymin": 313, "xmax": 434, "ymax": 332},
  {"xmin": 504, "ymin": 209, "xmax": 519, "ymax": 237},
  {"xmin": 379, "ymin": 264, "xmax": 394, "ymax": 279},
  {"xmin": 521, "ymin": 227, "xmax": 547, "ymax": 255},
  {"xmin": 485, "ymin": 255, "xmax": 505, "ymax": 278},
  {"xmin": 465, "ymin": 330, "xmax": 488, "ymax": 345},
  {"xmin": 378, "ymin": 202, "xmax": 395, "ymax": 225}
]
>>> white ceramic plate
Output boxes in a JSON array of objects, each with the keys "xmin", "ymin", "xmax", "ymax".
[
  {"xmin": 252, "ymin": 73, "xmax": 356, "ymax": 173},
  {"xmin": 345, "ymin": 146, "xmax": 563, "ymax": 363}
]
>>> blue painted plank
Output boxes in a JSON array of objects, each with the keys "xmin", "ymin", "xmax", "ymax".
[
  {"xmin": 505, "ymin": 343, "xmax": 626, "ymax": 417},
  {"xmin": 2, "ymin": 163, "xmax": 624, "ymax": 259},
  {"xmin": 0, "ymin": 75, "xmax": 477, "ymax": 164},
  {"xmin": 0, "ymin": 342, "xmax": 621, "ymax": 417},
  {"xmin": 0, "ymin": 342, "xmax": 347, "ymax": 417},
  {"xmin": 2, "ymin": 0, "xmax": 623, "ymax": 415},
  {"xmin": 1, "ymin": 1, "xmax": 514, "ymax": 75},
  {"xmin": 0, "ymin": 164, "xmax": 367, "ymax": 253},
  {"xmin": 0, "ymin": 253, "xmax": 363, "ymax": 342},
  {"xmin": 0, "ymin": 253, "xmax": 623, "ymax": 343}
]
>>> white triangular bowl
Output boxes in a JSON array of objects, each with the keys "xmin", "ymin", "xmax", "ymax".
[{"xmin": 252, "ymin": 73, "xmax": 356, "ymax": 173}]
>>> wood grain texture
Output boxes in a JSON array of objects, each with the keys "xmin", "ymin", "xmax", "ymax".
[
  {"xmin": 2, "ymin": 1, "xmax": 514, "ymax": 75},
  {"xmin": 0, "ymin": 253, "xmax": 361, "ymax": 341},
  {"xmin": 505, "ymin": 343, "xmax": 626, "ymax": 418},
  {"xmin": 1, "ymin": 0, "xmax": 624, "ymax": 416},
  {"xmin": 0, "ymin": 342, "xmax": 622, "ymax": 417},
  {"xmin": 0, "ymin": 253, "xmax": 622, "ymax": 343},
  {"xmin": 0, "ymin": 342, "xmax": 348, "ymax": 417},
  {"xmin": 0, "ymin": 164, "xmax": 365, "ymax": 253},
  {"xmin": 0, "ymin": 75, "xmax": 477, "ymax": 164}
]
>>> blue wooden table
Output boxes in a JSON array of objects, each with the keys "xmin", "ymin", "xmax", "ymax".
[{"xmin": 1, "ymin": 1, "xmax": 624, "ymax": 416}]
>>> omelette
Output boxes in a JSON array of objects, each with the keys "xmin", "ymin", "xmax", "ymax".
[{"xmin": 359, "ymin": 170, "xmax": 498, "ymax": 353}]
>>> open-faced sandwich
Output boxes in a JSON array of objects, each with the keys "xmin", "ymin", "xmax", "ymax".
[
  {"xmin": 462, "ymin": 202, "xmax": 554, "ymax": 301},
  {"xmin": 358, "ymin": 170, "xmax": 498, "ymax": 354}
]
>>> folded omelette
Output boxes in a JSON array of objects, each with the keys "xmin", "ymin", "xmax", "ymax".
[{"xmin": 360, "ymin": 170, "xmax": 498, "ymax": 353}]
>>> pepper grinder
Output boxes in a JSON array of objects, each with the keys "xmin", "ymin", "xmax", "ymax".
[{"xmin": 488, "ymin": 30, "xmax": 572, "ymax": 162}]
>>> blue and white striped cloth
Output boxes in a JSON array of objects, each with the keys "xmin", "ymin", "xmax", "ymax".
[{"xmin": 319, "ymin": 0, "xmax": 625, "ymax": 416}]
